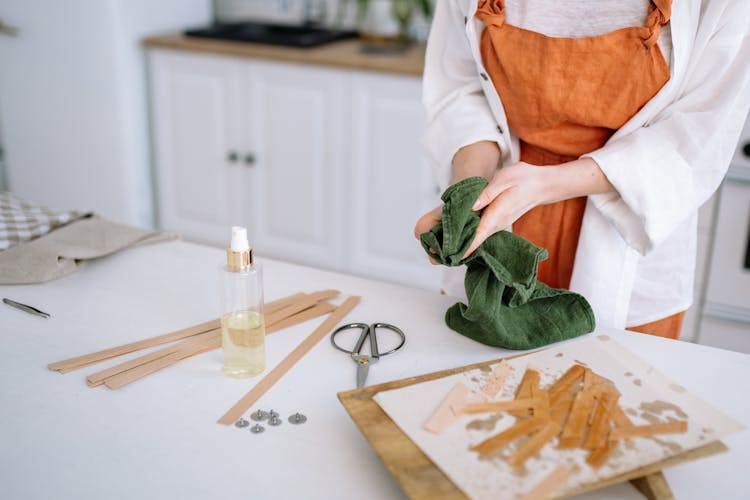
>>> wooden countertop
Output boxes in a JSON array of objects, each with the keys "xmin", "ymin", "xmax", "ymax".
[{"xmin": 143, "ymin": 34, "xmax": 425, "ymax": 77}]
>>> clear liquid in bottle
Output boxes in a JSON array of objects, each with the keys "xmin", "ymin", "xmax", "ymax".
[{"xmin": 221, "ymin": 309, "xmax": 265, "ymax": 378}]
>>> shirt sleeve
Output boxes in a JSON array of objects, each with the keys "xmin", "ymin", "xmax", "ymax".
[
  {"xmin": 421, "ymin": 0, "xmax": 506, "ymax": 190},
  {"xmin": 584, "ymin": 3, "xmax": 750, "ymax": 255}
]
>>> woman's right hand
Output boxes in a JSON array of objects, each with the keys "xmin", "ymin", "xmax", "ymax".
[{"xmin": 414, "ymin": 205, "xmax": 443, "ymax": 264}]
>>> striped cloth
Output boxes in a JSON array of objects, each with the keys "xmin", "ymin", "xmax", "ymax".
[{"xmin": 0, "ymin": 192, "xmax": 84, "ymax": 251}]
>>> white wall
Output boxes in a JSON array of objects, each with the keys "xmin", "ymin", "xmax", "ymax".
[{"xmin": 0, "ymin": 0, "xmax": 211, "ymax": 227}]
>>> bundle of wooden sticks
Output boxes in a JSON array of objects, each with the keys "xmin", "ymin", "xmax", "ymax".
[{"xmin": 48, "ymin": 289, "xmax": 342, "ymax": 389}]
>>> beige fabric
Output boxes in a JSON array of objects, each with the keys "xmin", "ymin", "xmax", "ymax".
[{"xmin": 0, "ymin": 216, "xmax": 177, "ymax": 284}]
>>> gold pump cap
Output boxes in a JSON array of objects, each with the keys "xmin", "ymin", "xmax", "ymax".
[{"xmin": 226, "ymin": 226, "xmax": 253, "ymax": 271}]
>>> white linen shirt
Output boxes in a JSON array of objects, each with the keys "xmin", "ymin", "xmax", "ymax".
[{"xmin": 422, "ymin": 0, "xmax": 750, "ymax": 328}]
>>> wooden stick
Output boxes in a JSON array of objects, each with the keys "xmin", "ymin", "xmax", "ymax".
[
  {"xmin": 612, "ymin": 404, "xmax": 634, "ymax": 428},
  {"xmin": 470, "ymin": 416, "xmax": 547, "ymax": 455},
  {"xmin": 531, "ymin": 387, "xmax": 550, "ymax": 422},
  {"xmin": 423, "ymin": 383, "xmax": 471, "ymax": 434},
  {"xmin": 510, "ymin": 368, "xmax": 540, "ymax": 417},
  {"xmin": 507, "ymin": 421, "xmax": 562, "ymax": 468},
  {"xmin": 587, "ymin": 441, "xmax": 617, "ymax": 469},
  {"xmin": 86, "ymin": 330, "xmax": 218, "ymax": 387},
  {"xmin": 264, "ymin": 292, "xmax": 307, "ymax": 314},
  {"xmin": 550, "ymin": 391, "xmax": 574, "ymax": 428},
  {"xmin": 609, "ymin": 421, "xmax": 688, "ymax": 441},
  {"xmin": 454, "ymin": 398, "xmax": 542, "ymax": 415},
  {"xmin": 216, "ymin": 296, "xmax": 361, "ymax": 425},
  {"xmin": 520, "ymin": 466, "xmax": 572, "ymax": 500},
  {"xmin": 94, "ymin": 302, "xmax": 338, "ymax": 389},
  {"xmin": 558, "ymin": 391, "xmax": 595, "ymax": 449},
  {"xmin": 49, "ymin": 291, "xmax": 311, "ymax": 373},
  {"xmin": 548, "ymin": 364, "xmax": 585, "ymax": 402},
  {"xmin": 105, "ymin": 334, "xmax": 221, "ymax": 389},
  {"xmin": 48, "ymin": 318, "xmax": 220, "ymax": 373},
  {"xmin": 583, "ymin": 390, "xmax": 619, "ymax": 450},
  {"xmin": 481, "ymin": 361, "xmax": 513, "ymax": 397}
]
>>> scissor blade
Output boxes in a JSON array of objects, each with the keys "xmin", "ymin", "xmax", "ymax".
[{"xmin": 356, "ymin": 359, "xmax": 370, "ymax": 388}]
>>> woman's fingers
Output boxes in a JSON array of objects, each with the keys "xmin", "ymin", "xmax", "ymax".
[
  {"xmin": 414, "ymin": 205, "xmax": 443, "ymax": 239},
  {"xmin": 472, "ymin": 173, "xmax": 514, "ymax": 211},
  {"xmin": 463, "ymin": 188, "xmax": 519, "ymax": 258}
]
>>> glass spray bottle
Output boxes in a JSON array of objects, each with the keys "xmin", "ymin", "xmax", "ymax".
[{"xmin": 220, "ymin": 226, "xmax": 266, "ymax": 377}]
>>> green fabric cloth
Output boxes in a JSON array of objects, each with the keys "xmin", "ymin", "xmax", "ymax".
[{"xmin": 420, "ymin": 177, "xmax": 595, "ymax": 350}]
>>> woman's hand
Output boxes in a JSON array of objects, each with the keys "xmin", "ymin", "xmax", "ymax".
[
  {"xmin": 463, "ymin": 158, "xmax": 615, "ymax": 258},
  {"xmin": 414, "ymin": 205, "xmax": 443, "ymax": 264}
]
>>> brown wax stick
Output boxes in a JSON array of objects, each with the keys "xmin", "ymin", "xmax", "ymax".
[
  {"xmin": 558, "ymin": 391, "xmax": 595, "ymax": 449},
  {"xmin": 455, "ymin": 398, "xmax": 542, "ymax": 415},
  {"xmin": 507, "ymin": 421, "xmax": 562, "ymax": 468},
  {"xmin": 510, "ymin": 368, "xmax": 540, "ymax": 417},
  {"xmin": 217, "ymin": 296, "xmax": 361, "ymax": 425},
  {"xmin": 470, "ymin": 416, "xmax": 547, "ymax": 455},
  {"xmin": 609, "ymin": 421, "xmax": 688, "ymax": 441},
  {"xmin": 612, "ymin": 404, "xmax": 634, "ymax": 428},
  {"xmin": 548, "ymin": 364, "xmax": 585, "ymax": 401},
  {"xmin": 583, "ymin": 390, "xmax": 619, "ymax": 450},
  {"xmin": 550, "ymin": 392, "xmax": 574, "ymax": 428},
  {"xmin": 587, "ymin": 441, "xmax": 617, "ymax": 469}
]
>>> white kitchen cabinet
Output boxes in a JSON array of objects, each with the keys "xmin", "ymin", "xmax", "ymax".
[
  {"xmin": 150, "ymin": 52, "xmax": 240, "ymax": 244},
  {"xmin": 348, "ymin": 72, "xmax": 442, "ymax": 289},
  {"xmin": 148, "ymin": 49, "xmax": 441, "ymax": 290}
]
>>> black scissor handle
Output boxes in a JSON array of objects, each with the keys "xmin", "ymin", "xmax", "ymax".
[
  {"xmin": 330, "ymin": 323, "xmax": 370, "ymax": 355},
  {"xmin": 330, "ymin": 322, "xmax": 406, "ymax": 359},
  {"xmin": 371, "ymin": 323, "xmax": 406, "ymax": 357}
]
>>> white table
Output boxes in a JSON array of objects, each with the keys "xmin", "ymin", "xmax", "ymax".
[{"xmin": 1, "ymin": 241, "xmax": 748, "ymax": 499}]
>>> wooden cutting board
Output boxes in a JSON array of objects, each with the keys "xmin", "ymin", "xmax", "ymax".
[{"xmin": 337, "ymin": 355, "xmax": 727, "ymax": 500}]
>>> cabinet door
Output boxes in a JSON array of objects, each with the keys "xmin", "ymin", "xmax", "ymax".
[
  {"xmin": 348, "ymin": 73, "xmax": 442, "ymax": 290},
  {"xmin": 240, "ymin": 61, "xmax": 346, "ymax": 269},
  {"xmin": 150, "ymin": 51, "xmax": 241, "ymax": 245}
]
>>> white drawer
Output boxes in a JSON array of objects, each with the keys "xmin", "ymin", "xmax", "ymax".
[{"xmin": 703, "ymin": 174, "xmax": 750, "ymax": 321}]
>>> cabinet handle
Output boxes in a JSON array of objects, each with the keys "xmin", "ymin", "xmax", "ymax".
[
  {"xmin": 227, "ymin": 151, "xmax": 239, "ymax": 163},
  {"xmin": 742, "ymin": 142, "xmax": 750, "ymax": 159},
  {"xmin": 243, "ymin": 153, "xmax": 256, "ymax": 166}
]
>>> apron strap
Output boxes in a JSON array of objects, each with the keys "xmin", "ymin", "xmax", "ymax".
[
  {"xmin": 643, "ymin": 0, "xmax": 672, "ymax": 48},
  {"xmin": 476, "ymin": 0, "xmax": 506, "ymax": 28}
]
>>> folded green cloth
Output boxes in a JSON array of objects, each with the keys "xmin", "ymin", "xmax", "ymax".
[{"xmin": 420, "ymin": 177, "xmax": 595, "ymax": 350}]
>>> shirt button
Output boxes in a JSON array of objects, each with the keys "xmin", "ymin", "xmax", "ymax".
[
  {"xmin": 497, "ymin": 125, "xmax": 504, "ymax": 134},
  {"xmin": 480, "ymin": 72, "xmax": 489, "ymax": 81}
]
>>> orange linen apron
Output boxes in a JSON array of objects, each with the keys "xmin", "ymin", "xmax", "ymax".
[{"xmin": 477, "ymin": 0, "xmax": 684, "ymax": 339}]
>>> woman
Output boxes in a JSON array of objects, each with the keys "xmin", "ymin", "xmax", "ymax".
[{"xmin": 415, "ymin": 0, "xmax": 750, "ymax": 339}]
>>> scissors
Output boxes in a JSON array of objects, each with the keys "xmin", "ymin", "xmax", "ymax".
[{"xmin": 330, "ymin": 322, "xmax": 406, "ymax": 388}]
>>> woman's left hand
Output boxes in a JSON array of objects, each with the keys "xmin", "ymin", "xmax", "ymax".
[
  {"xmin": 463, "ymin": 157, "xmax": 615, "ymax": 259},
  {"xmin": 462, "ymin": 161, "xmax": 551, "ymax": 258}
]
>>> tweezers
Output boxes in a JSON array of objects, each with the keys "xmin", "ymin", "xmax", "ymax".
[{"xmin": 2, "ymin": 298, "xmax": 51, "ymax": 318}]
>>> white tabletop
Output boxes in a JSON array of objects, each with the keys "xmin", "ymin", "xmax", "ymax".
[{"xmin": 1, "ymin": 240, "xmax": 748, "ymax": 500}]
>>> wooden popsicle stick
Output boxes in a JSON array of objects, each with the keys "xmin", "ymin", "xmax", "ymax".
[
  {"xmin": 531, "ymin": 387, "xmax": 550, "ymax": 422},
  {"xmin": 48, "ymin": 318, "xmax": 220, "ymax": 373},
  {"xmin": 49, "ymin": 291, "xmax": 309, "ymax": 373},
  {"xmin": 264, "ymin": 295, "xmax": 321, "ymax": 326},
  {"xmin": 481, "ymin": 361, "xmax": 513, "ymax": 397},
  {"xmin": 520, "ymin": 466, "xmax": 572, "ymax": 500},
  {"xmin": 423, "ymin": 383, "xmax": 471, "ymax": 434},
  {"xmin": 216, "ymin": 296, "xmax": 361, "ymax": 425},
  {"xmin": 548, "ymin": 364, "xmax": 585, "ymax": 401},
  {"xmin": 96, "ymin": 301, "xmax": 337, "ymax": 389},
  {"xmin": 264, "ymin": 292, "xmax": 307, "ymax": 314},
  {"xmin": 510, "ymin": 368, "xmax": 540, "ymax": 417},
  {"xmin": 558, "ymin": 391, "xmax": 595, "ymax": 449},
  {"xmin": 305, "ymin": 289, "xmax": 341, "ymax": 303},
  {"xmin": 105, "ymin": 334, "xmax": 222, "ymax": 389},
  {"xmin": 550, "ymin": 391, "xmax": 574, "ymax": 428},
  {"xmin": 587, "ymin": 440, "xmax": 617, "ymax": 469},
  {"xmin": 609, "ymin": 420, "xmax": 688, "ymax": 441},
  {"xmin": 470, "ymin": 416, "xmax": 547, "ymax": 455},
  {"xmin": 454, "ymin": 398, "xmax": 542, "ymax": 415},
  {"xmin": 506, "ymin": 421, "xmax": 562, "ymax": 468},
  {"xmin": 86, "ymin": 329, "xmax": 219, "ymax": 387},
  {"xmin": 583, "ymin": 390, "xmax": 619, "ymax": 450}
]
